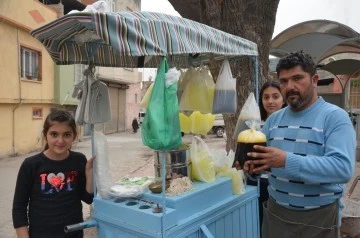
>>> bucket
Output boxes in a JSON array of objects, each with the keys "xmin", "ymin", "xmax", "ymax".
[{"xmin": 154, "ymin": 144, "xmax": 192, "ymax": 180}]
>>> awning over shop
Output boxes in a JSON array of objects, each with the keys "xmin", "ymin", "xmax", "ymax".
[
  {"xmin": 319, "ymin": 59, "xmax": 360, "ymax": 76},
  {"xmin": 270, "ymin": 20, "xmax": 360, "ymax": 63}
]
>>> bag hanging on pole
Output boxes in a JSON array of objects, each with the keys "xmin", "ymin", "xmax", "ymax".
[
  {"xmin": 141, "ymin": 58, "xmax": 182, "ymax": 150},
  {"xmin": 212, "ymin": 59, "xmax": 237, "ymax": 114},
  {"xmin": 179, "ymin": 66, "xmax": 215, "ymax": 114},
  {"xmin": 232, "ymin": 92, "xmax": 261, "ymax": 140},
  {"xmin": 139, "ymin": 82, "xmax": 154, "ymax": 109}
]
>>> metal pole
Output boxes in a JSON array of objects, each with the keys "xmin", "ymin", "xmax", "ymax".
[
  {"xmin": 254, "ymin": 56, "xmax": 259, "ymax": 103},
  {"xmin": 161, "ymin": 151, "xmax": 167, "ymax": 237},
  {"xmin": 91, "ymin": 124, "xmax": 97, "ymax": 197}
]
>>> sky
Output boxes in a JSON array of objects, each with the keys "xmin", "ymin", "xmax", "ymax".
[{"xmin": 141, "ymin": 0, "xmax": 360, "ymax": 38}]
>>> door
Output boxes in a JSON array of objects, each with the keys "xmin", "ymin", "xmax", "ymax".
[{"xmin": 103, "ymin": 86, "xmax": 126, "ymax": 134}]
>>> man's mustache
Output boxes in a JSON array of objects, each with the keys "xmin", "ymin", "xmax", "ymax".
[{"xmin": 286, "ymin": 91, "xmax": 299, "ymax": 97}]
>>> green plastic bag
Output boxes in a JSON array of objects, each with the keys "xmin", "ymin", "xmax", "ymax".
[{"xmin": 141, "ymin": 58, "xmax": 182, "ymax": 150}]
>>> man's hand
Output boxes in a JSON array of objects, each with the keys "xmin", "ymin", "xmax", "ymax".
[{"xmin": 245, "ymin": 145, "xmax": 287, "ymax": 174}]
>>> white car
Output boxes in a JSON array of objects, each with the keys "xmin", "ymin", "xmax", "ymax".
[{"xmin": 212, "ymin": 114, "xmax": 225, "ymax": 137}]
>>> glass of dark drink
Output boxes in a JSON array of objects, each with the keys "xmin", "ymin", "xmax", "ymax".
[{"xmin": 233, "ymin": 128, "xmax": 267, "ymax": 170}]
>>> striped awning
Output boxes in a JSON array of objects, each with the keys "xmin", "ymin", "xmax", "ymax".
[{"xmin": 30, "ymin": 11, "xmax": 258, "ymax": 68}]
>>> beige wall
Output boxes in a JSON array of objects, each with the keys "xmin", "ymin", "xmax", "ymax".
[
  {"xmin": 0, "ymin": 0, "xmax": 57, "ymax": 157},
  {"xmin": 0, "ymin": 104, "xmax": 51, "ymax": 157},
  {"xmin": 0, "ymin": 0, "xmax": 57, "ymax": 30},
  {"xmin": 0, "ymin": 106, "xmax": 13, "ymax": 157},
  {"xmin": 13, "ymin": 105, "xmax": 51, "ymax": 155}
]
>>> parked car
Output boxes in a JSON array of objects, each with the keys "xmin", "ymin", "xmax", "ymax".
[
  {"xmin": 138, "ymin": 109, "xmax": 146, "ymax": 125},
  {"xmin": 212, "ymin": 114, "xmax": 225, "ymax": 137}
]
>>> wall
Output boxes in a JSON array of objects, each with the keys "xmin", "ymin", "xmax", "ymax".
[
  {"xmin": 0, "ymin": 0, "xmax": 57, "ymax": 30},
  {"xmin": 95, "ymin": 0, "xmax": 142, "ymax": 132},
  {"xmin": 13, "ymin": 105, "xmax": 51, "ymax": 155},
  {"xmin": 116, "ymin": 0, "xmax": 141, "ymax": 11},
  {"xmin": 54, "ymin": 65, "xmax": 79, "ymax": 105},
  {"xmin": 97, "ymin": 67, "xmax": 140, "ymax": 84},
  {"xmin": 0, "ymin": 0, "xmax": 57, "ymax": 157},
  {"xmin": 126, "ymin": 81, "xmax": 141, "ymax": 130},
  {"xmin": 0, "ymin": 104, "xmax": 51, "ymax": 158}
]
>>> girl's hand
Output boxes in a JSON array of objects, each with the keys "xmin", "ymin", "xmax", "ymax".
[
  {"xmin": 15, "ymin": 226, "xmax": 29, "ymax": 238},
  {"xmin": 85, "ymin": 157, "xmax": 95, "ymax": 194},
  {"xmin": 85, "ymin": 157, "xmax": 95, "ymax": 176}
]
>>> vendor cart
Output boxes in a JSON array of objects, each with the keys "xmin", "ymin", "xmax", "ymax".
[{"xmin": 30, "ymin": 11, "xmax": 260, "ymax": 238}]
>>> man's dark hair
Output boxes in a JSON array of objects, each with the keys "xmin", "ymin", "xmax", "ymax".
[{"xmin": 276, "ymin": 50, "xmax": 317, "ymax": 76}]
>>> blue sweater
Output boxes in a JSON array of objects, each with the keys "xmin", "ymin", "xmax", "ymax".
[{"xmin": 263, "ymin": 97, "xmax": 355, "ymax": 214}]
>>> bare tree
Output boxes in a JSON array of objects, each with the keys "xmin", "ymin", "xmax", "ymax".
[{"xmin": 169, "ymin": 0, "xmax": 280, "ymax": 151}]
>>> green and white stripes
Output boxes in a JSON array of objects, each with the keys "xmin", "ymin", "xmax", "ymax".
[{"xmin": 31, "ymin": 11, "xmax": 258, "ymax": 68}]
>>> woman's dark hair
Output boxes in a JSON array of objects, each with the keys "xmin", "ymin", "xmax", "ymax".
[
  {"xmin": 43, "ymin": 109, "xmax": 77, "ymax": 150},
  {"xmin": 276, "ymin": 50, "xmax": 316, "ymax": 76},
  {"xmin": 259, "ymin": 81, "xmax": 285, "ymax": 121}
]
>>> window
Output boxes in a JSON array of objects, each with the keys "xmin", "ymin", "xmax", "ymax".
[
  {"xmin": 21, "ymin": 47, "xmax": 41, "ymax": 81},
  {"xmin": 32, "ymin": 108, "xmax": 43, "ymax": 119},
  {"xmin": 135, "ymin": 93, "xmax": 138, "ymax": 103}
]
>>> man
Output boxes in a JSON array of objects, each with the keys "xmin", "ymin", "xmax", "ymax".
[{"xmin": 246, "ymin": 51, "xmax": 355, "ymax": 238}]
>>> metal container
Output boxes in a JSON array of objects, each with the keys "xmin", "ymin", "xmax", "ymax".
[{"xmin": 154, "ymin": 144, "xmax": 192, "ymax": 180}]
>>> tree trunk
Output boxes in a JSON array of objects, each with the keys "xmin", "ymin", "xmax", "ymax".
[{"xmin": 169, "ymin": 0, "xmax": 279, "ymax": 152}]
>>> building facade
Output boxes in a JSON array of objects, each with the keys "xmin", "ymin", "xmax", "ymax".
[
  {"xmin": 0, "ymin": 0, "xmax": 142, "ymax": 157},
  {"xmin": 0, "ymin": 0, "xmax": 57, "ymax": 157},
  {"xmin": 92, "ymin": 0, "xmax": 142, "ymax": 134}
]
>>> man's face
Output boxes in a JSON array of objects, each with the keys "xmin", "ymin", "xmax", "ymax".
[{"xmin": 278, "ymin": 65, "xmax": 318, "ymax": 112}]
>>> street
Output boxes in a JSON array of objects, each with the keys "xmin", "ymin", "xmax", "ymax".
[{"xmin": 1, "ymin": 131, "xmax": 359, "ymax": 237}]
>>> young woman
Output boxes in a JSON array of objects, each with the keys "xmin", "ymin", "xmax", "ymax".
[
  {"xmin": 249, "ymin": 81, "xmax": 286, "ymax": 237},
  {"xmin": 12, "ymin": 109, "xmax": 94, "ymax": 238},
  {"xmin": 259, "ymin": 81, "xmax": 286, "ymax": 121}
]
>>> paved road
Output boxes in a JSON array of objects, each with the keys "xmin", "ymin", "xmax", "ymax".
[{"xmin": 1, "ymin": 131, "xmax": 359, "ymax": 237}]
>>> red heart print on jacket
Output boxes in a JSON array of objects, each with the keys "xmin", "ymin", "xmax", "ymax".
[{"xmin": 47, "ymin": 173, "xmax": 65, "ymax": 190}]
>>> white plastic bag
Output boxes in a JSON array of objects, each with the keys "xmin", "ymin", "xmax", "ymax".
[
  {"xmin": 211, "ymin": 150, "xmax": 245, "ymax": 195},
  {"xmin": 108, "ymin": 177, "xmax": 153, "ymax": 198},
  {"xmin": 233, "ymin": 92, "xmax": 261, "ymax": 139},
  {"xmin": 211, "ymin": 149, "xmax": 235, "ymax": 174},
  {"xmin": 212, "ymin": 60, "xmax": 237, "ymax": 114},
  {"xmin": 94, "ymin": 131, "xmax": 112, "ymax": 199},
  {"xmin": 139, "ymin": 83, "xmax": 154, "ymax": 109},
  {"xmin": 179, "ymin": 66, "xmax": 215, "ymax": 113},
  {"xmin": 177, "ymin": 68, "xmax": 193, "ymax": 103},
  {"xmin": 165, "ymin": 67, "xmax": 181, "ymax": 88},
  {"xmin": 190, "ymin": 136, "xmax": 216, "ymax": 182}
]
